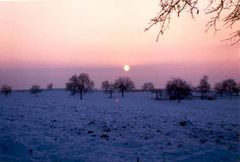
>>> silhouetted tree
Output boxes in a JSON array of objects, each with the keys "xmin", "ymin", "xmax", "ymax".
[
  {"xmin": 30, "ymin": 85, "xmax": 42, "ymax": 96},
  {"xmin": 153, "ymin": 89, "xmax": 163, "ymax": 100},
  {"xmin": 142, "ymin": 82, "xmax": 155, "ymax": 92},
  {"xmin": 47, "ymin": 83, "xmax": 53, "ymax": 90},
  {"xmin": 198, "ymin": 76, "xmax": 211, "ymax": 99},
  {"xmin": 236, "ymin": 83, "xmax": 240, "ymax": 96},
  {"xmin": 215, "ymin": 79, "xmax": 238, "ymax": 97},
  {"xmin": 101, "ymin": 80, "xmax": 115, "ymax": 98},
  {"xmin": 114, "ymin": 77, "xmax": 135, "ymax": 97},
  {"xmin": 166, "ymin": 78, "xmax": 191, "ymax": 102},
  {"xmin": 215, "ymin": 82, "xmax": 224, "ymax": 97},
  {"xmin": 66, "ymin": 73, "xmax": 94, "ymax": 100},
  {"xmin": 222, "ymin": 79, "xmax": 238, "ymax": 96},
  {"xmin": 146, "ymin": 0, "xmax": 240, "ymax": 45},
  {"xmin": 1, "ymin": 85, "xmax": 12, "ymax": 97}
]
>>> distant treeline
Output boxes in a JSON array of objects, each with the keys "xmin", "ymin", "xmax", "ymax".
[{"xmin": 1, "ymin": 73, "xmax": 239, "ymax": 102}]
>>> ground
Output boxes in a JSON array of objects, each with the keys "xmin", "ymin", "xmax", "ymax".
[{"xmin": 0, "ymin": 90, "xmax": 239, "ymax": 162}]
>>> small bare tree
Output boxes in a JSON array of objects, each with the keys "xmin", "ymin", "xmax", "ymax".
[
  {"xmin": 166, "ymin": 78, "xmax": 192, "ymax": 102},
  {"xmin": 215, "ymin": 82, "xmax": 224, "ymax": 96},
  {"xmin": 114, "ymin": 77, "xmax": 135, "ymax": 97},
  {"xmin": 66, "ymin": 73, "xmax": 94, "ymax": 100},
  {"xmin": 142, "ymin": 82, "xmax": 155, "ymax": 92},
  {"xmin": 1, "ymin": 85, "xmax": 12, "ymax": 97},
  {"xmin": 146, "ymin": 0, "xmax": 240, "ymax": 45},
  {"xmin": 198, "ymin": 76, "xmax": 211, "ymax": 99},
  {"xmin": 222, "ymin": 78, "xmax": 238, "ymax": 96},
  {"xmin": 101, "ymin": 80, "xmax": 115, "ymax": 98},
  {"xmin": 153, "ymin": 89, "xmax": 163, "ymax": 100},
  {"xmin": 47, "ymin": 83, "xmax": 53, "ymax": 90},
  {"xmin": 30, "ymin": 85, "xmax": 42, "ymax": 96}
]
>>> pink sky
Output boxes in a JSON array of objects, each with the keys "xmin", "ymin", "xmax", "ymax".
[{"xmin": 0, "ymin": 0, "xmax": 239, "ymax": 89}]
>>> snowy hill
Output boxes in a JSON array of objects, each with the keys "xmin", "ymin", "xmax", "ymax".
[{"xmin": 0, "ymin": 90, "xmax": 239, "ymax": 162}]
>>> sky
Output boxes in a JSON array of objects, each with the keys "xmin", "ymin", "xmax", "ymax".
[{"xmin": 0, "ymin": 0, "xmax": 239, "ymax": 89}]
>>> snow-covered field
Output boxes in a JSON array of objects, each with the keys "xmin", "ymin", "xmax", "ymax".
[{"xmin": 0, "ymin": 90, "xmax": 239, "ymax": 162}]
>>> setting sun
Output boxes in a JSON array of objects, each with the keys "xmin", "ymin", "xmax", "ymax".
[{"xmin": 123, "ymin": 65, "xmax": 130, "ymax": 72}]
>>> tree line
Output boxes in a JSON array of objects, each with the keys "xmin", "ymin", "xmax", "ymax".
[{"xmin": 1, "ymin": 73, "xmax": 239, "ymax": 102}]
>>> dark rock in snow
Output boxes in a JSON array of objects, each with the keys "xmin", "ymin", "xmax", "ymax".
[
  {"xmin": 88, "ymin": 121, "xmax": 95, "ymax": 125},
  {"xmin": 103, "ymin": 126, "xmax": 111, "ymax": 132},
  {"xmin": 51, "ymin": 120, "xmax": 57, "ymax": 123},
  {"xmin": 28, "ymin": 149, "xmax": 33, "ymax": 155},
  {"xmin": 100, "ymin": 134, "xmax": 109, "ymax": 139},
  {"xmin": 88, "ymin": 130, "xmax": 93, "ymax": 134},
  {"xmin": 179, "ymin": 121, "xmax": 187, "ymax": 126},
  {"xmin": 200, "ymin": 139, "xmax": 207, "ymax": 143}
]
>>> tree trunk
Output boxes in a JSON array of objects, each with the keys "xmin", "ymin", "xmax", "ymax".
[
  {"xmin": 110, "ymin": 91, "xmax": 112, "ymax": 98},
  {"xmin": 80, "ymin": 91, "xmax": 83, "ymax": 100},
  {"xmin": 201, "ymin": 93, "xmax": 204, "ymax": 100},
  {"xmin": 121, "ymin": 89, "xmax": 124, "ymax": 97},
  {"xmin": 177, "ymin": 97, "xmax": 181, "ymax": 103},
  {"xmin": 155, "ymin": 92, "xmax": 158, "ymax": 100}
]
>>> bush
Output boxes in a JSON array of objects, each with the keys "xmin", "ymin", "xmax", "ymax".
[
  {"xmin": 1, "ymin": 85, "xmax": 12, "ymax": 97},
  {"xmin": 30, "ymin": 85, "xmax": 42, "ymax": 95},
  {"xmin": 47, "ymin": 83, "xmax": 53, "ymax": 90}
]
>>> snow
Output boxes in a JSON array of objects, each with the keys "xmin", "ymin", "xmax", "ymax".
[{"xmin": 0, "ymin": 90, "xmax": 239, "ymax": 162}]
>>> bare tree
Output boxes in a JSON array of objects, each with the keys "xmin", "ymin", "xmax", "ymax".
[
  {"xmin": 142, "ymin": 82, "xmax": 155, "ymax": 92},
  {"xmin": 153, "ymin": 89, "xmax": 163, "ymax": 100},
  {"xmin": 215, "ymin": 78, "xmax": 238, "ymax": 96},
  {"xmin": 145, "ymin": 0, "xmax": 240, "ymax": 45},
  {"xmin": 236, "ymin": 82, "xmax": 240, "ymax": 96},
  {"xmin": 101, "ymin": 80, "xmax": 115, "ymax": 98},
  {"xmin": 66, "ymin": 73, "xmax": 94, "ymax": 100},
  {"xmin": 166, "ymin": 78, "xmax": 192, "ymax": 102},
  {"xmin": 198, "ymin": 75, "xmax": 211, "ymax": 99},
  {"xmin": 1, "ymin": 85, "xmax": 12, "ymax": 97},
  {"xmin": 47, "ymin": 83, "xmax": 53, "ymax": 90},
  {"xmin": 30, "ymin": 85, "xmax": 42, "ymax": 96},
  {"xmin": 222, "ymin": 78, "xmax": 238, "ymax": 96},
  {"xmin": 114, "ymin": 77, "xmax": 135, "ymax": 97},
  {"xmin": 215, "ymin": 82, "xmax": 224, "ymax": 96}
]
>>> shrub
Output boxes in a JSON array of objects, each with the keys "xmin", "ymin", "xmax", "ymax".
[
  {"xmin": 1, "ymin": 85, "xmax": 12, "ymax": 97},
  {"xmin": 30, "ymin": 85, "xmax": 42, "ymax": 95}
]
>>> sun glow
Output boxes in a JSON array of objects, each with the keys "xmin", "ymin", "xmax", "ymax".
[{"xmin": 123, "ymin": 65, "xmax": 130, "ymax": 72}]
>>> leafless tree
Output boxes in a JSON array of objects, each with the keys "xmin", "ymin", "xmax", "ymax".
[
  {"xmin": 215, "ymin": 82, "xmax": 224, "ymax": 96},
  {"xmin": 114, "ymin": 77, "xmax": 135, "ymax": 97},
  {"xmin": 198, "ymin": 75, "xmax": 211, "ymax": 99},
  {"xmin": 66, "ymin": 73, "xmax": 94, "ymax": 100},
  {"xmin": 30, "ymin": 85, "xmax": 42, "ymax": 96},
  {"xmin": 166, "ymin": 78, "xmax": 192, "ymax": 102},
  {"xmin": 142, "ymin": 82, "xmax": 155, "ymax": 92},
  {"xmin": 101, "ymin": 80, "xmax": 115, "ymax": 98},
  {"xmin": 47, "ymin": 83, "xmax": 53, "ymax": 90},
  {"xmin": 146, "ymin": 0, "xmax": 240, "ymax": 45},
  {"xmin": 153, "ymin": 89, "xmax": 163, "ymax": 100},
  {"xmin": 222, "ymin": 78, "xmax": 238, "ymax": 96},
  {"xmin": 1, "ymin": 85, "xmax": 12, "ymax": 97},
  {"xmin": 215, "ymin": 78, "xmax": 238, "ymax": 96}
]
